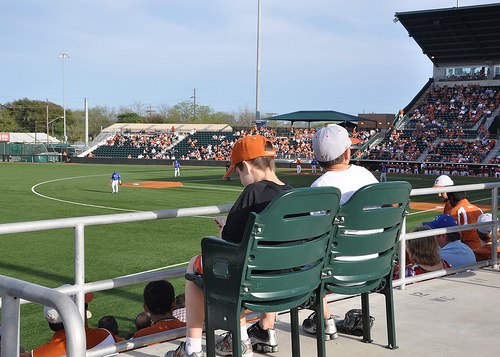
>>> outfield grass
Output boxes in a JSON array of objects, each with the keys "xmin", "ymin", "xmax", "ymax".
[{"xmin": 0, "ymin": 162, "xmax": 498, "ymax": 348}]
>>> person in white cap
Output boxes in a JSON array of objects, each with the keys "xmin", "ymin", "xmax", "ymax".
[
  {"xmin": 473, "ymin": 213, "xmax": 500, "ymax": 261},
  {"xmin": 309, "ymin": 124, "xmax": 378, "ymax": 204},
  {"xmin": 433, "ymin": 174, "xmax": 454, "ymax": 215},
  {"xmin": 30, "ymin": 287, "xmax": 123, "ymax": 357},
  {"xmin": 302, "ymin": 124, "xmax": 378, "ymax": 340}
]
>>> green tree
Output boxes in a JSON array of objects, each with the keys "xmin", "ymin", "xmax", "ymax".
[
  {"xmin": 1, "ymin": 98, "xmax": 70, "ymax": 139},
  {"xmin": 117, "ymin": 112, "xmax": 141, "ymax": 123}
]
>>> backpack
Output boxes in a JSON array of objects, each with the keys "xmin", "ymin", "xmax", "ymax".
[{"xmin": 335, "ymin": 309, "xmax": 375, "ymax": 336}]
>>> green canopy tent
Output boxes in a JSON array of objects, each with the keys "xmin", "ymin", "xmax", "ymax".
[{"xmin": 267, "ymin": 110, "xmax": 376, "ymax": 129}]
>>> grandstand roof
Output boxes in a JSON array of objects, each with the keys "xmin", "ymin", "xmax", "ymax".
[
  {"xmin": 395, "ymin": 3, "xmax": 500, "ymax": 67},
  {"xmin": 268, "ymin": 110, "xmax": 375, "ymax": 124},
  {"xmin": 103, "ymin": 123, "xmax": 233, "ymax": 133},
  {"xmin": 1, "ymin": 132, "xmax": 60, "ymax": 144}
]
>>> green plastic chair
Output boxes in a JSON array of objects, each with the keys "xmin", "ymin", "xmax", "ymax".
[
  {"xmin": 322, "ymin": 181, "xmax": 411, "ymax": 350},
  {"xmin": 193, "ymin": 187, "xmax": 342, "ymax": 357}
]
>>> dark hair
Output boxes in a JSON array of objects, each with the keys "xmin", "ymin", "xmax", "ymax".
[
  {"xmin": 98, "ymin": 315, "xmax": 119, "ymax": 335},
  {"xmin": 235, "ymin": 141, "xmax": 276, "ymax": 173},
  {"xmin": 48, "ymin": 322, "xmax": 65, "ymax": 332},
  {"xmin": 143, "ymin": 280, "xmax": 175, "ymax": 315},
  {"xmin": 174, "ymin": 293, "xmax": 186, "ymax": 309},
  {"xmin": 317, "ymin": 150, "xmax": 347, "ymax": 169},
  {"xmin": 135, "ymin": 311, "xmax": 152, "ymax": 331},
  {"xmin": 448, "ymin": 191, "xmax": 467, "ymax": 203},
  {"xmin": 446, "ymin": 231, "xmax": 461, "ymax": 242}
]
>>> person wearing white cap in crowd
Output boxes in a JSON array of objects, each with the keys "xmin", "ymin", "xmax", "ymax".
[
  {"xmin": 473, "ymin": 213, "xmax": 500, "ymax": 261},
  {"xmin": 422, "ymin": 214, "xmax": 476, "ymax": 267},
  {"xmin": 301, "ymin": 124, "xmax": 379, "ymax": 340},
  {"xmin": 309, "ymin": 124, "xmax": 378, "ymax": 204},
  {"xmin": 30, "ymin": 286, "xmax": 123, "ymax": 357},
  {"xmin": 433, "ymin": 174, "xmax": 454, "ymax": 215}
]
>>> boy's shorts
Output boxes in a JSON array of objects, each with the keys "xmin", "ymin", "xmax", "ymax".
[{"xmin": 194, "ymin": 254, "xmax": 203, "ymax": 275}]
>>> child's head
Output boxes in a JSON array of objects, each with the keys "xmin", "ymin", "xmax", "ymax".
[
  {"xmin": 407, "ymin": 225, "xmax": 441, "ymax": 266},
  {"xmin": 477, "ymin": 213, "xmax": 497, "ymax": 243},
  {"xmin": 312, "ymin": 125, "xmax": 359, "ymax": 168},
  {"xmin": 223, "ymin": 135, "xmax": 276, "ymax": 179},
  {"xmin": 143, "ymin": 280, "xmax": 175, "ymax": 316}
]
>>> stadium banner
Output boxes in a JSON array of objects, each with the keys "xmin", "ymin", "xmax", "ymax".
[{"xmin": 0, "ymin": 133, "xmax": 10, "ymax": 142}]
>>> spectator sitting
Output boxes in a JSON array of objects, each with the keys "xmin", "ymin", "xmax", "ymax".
[
  {"xmin": 473, "ymin": 213, "xmax": 500, "ymax": 261},
  {"xmin": 395, "ymin": 226, "xmax": 451, "ymax": 279},
  {"xmin": 172, "ymin": 293, "xmax": 187, "ymax": 323},
  {"xmin": 423, "ymin": 214, "xmax": 476, "ymax": 267},
  {"xmin": 29, "ymin": 286, "xmax": 123, "ymax": 356},
  {"xmin": 447, "ymin": 191, "xmax": 484, "ymax": 250},
  {"xmin": 124, "ymin": 312, "xmax": 152, "ymax": 340},
  {"xmin": 98, "ymin": 315, "xmax": 120, "ymax": 337},
  {"xmin": 166, "ymin": 135, "xmax": 293, "ymax": 357},
  {"xmin": 132, "ymin": 280, "xmax": 185, "ymax": 339}
]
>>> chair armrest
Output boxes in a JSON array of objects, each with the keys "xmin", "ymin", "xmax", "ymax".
[
  {"xmin": 201, "ymin": 236, "xmax": 246, "ymax": 299},
  {"xmin": 185, "ymin": 272, "xmax": 204, "ymax": 291}
]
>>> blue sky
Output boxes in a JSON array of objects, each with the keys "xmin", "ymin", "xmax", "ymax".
[{"xmin": 2, "ymin": 0, "xmax": 499, "ymax": 117}]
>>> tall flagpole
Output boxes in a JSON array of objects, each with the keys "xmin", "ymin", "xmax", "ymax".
[{"xmin": 256, "ymin": 0, "xmax": 262, "ymax": 121}]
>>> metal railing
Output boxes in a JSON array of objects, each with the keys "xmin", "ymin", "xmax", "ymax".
[{"xmin": 0, "ymin": 183, "xmax": 499, "ymax": 356}]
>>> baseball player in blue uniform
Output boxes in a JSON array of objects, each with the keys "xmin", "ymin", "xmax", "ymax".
[
  {"xmin": 173, "ymin": 160, "xmax": 181, "ymax": 177},
  {"xmin": 110, "ymin": 170, "xmax": 121, "ymax": 193}
]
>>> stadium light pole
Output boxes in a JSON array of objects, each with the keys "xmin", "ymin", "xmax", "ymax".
[
  {"xmin": 255, "ymin": 0, "xmax": 261, "ymax": 121},
  {"xmin": 59, "ymin": 53, "xmax": 70, "ymax": 143}
]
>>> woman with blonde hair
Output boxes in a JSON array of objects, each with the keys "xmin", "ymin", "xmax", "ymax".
[{"xmin": 395, "ymin": 225, "xmax": 451, "ymax": 279}]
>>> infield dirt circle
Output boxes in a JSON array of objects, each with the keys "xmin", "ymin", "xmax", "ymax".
[{"xmin": 121, "ymin": 181, "xmax": 184, "ymax": 188}]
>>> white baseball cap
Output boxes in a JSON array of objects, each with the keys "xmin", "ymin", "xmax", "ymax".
[
  {"xmin": 312, "ymin": 124, "xmax": 360, "ymax": 162},
  {"xmin": 433, "ymin": 175, "xmax": 454, "ymax": 187},
  {"xmin": 477, "ymin": 213, "xmax": 494, "ymax": 235},
  {"xmin": 44, "ymin": 285, "xmax": 94, "ymax": 324}
]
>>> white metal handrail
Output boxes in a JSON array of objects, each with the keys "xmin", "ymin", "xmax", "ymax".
[{"xmin": 0, "ymin": 183, "xmax": 499, "ymax": 356}]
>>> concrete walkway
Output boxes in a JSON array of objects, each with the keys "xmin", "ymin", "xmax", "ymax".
[{"xmin": 121, "ymin": 267, "xmax": 500, "ymax": 357}]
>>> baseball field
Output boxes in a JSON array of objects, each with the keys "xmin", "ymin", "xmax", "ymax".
[{"xmin": 0, "ymin": 162, "xmax": 497, "ymax": 348}]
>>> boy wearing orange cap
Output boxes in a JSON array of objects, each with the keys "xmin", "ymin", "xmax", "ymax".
[{"xmin": 167, "ymin": 135, "xmax": 292, "ymax": 357}]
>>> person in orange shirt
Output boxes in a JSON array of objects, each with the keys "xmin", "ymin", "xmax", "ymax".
[
  {"xmin": 30, "ymin": 288, "xmax": 123, "ymax": 357},
  {"xmin": 473, "ymin": 213, "xmax": 500, "ymax": 261},
  {"xmin": 132, "ymin": 280, "xmax": 186, "ymax": 339},
  {"xmin": 447, "ymin": 191, "xmax": 483, "ymax": 250},
  {"xmin": 433, "ymin": 175, "xmax": 454, "ymax": 215}
]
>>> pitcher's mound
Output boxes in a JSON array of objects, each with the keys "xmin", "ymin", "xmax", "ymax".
[{"xmin": 122, "ymin": 181, "xmax": 184, "ymax": 189}]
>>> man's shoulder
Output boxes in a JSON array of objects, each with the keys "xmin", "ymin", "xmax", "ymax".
[{"xmin": 133, "ymin": 320, "xmax": 186, "ymax": 338}]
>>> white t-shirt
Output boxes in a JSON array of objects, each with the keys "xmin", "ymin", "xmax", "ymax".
[
  {"xmin": 312, "ymin": 165, "xmax": 380, "ymax": 269},
  {"xmin": 311, "ymin": 165, "xmax": 378, "ymax": 204}
]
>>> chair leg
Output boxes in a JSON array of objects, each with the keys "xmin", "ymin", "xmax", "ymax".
[
  {"xmin": 383, "ymin": 278, "xmax": 398, "ymax": 349},
  {"xmin": 290, "ymin": 307, "xmax": 301, "ymax": 357},
  {"xmin": 205, "ymin": 325, "xmax": 216, "ymax": 357},
  {"xmin": 314, "ymin": 290, "xmax": 326, "ymax": 357},
  {"xmin": 361, "ymin": 292, "xmax": 373, "ymax": 343}
]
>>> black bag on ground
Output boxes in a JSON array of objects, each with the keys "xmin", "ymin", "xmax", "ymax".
[{"xmin": 335, "ymin": 309, "xmax": 375, "ymax": 336}]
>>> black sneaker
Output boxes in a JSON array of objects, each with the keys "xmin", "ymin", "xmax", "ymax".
[
  {"xmin": 302, "ymin": 312, "xmax": 339, "ymax": 340},
  {"xmin": 247, "ymin": 321, "xmax": 279, "ymax": 353}
]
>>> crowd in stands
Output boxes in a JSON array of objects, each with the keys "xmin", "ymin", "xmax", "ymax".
[
  {"xmin": 425, "ymin": 138, "xmax": 496, "ymax": 163},
  {"xmin": 407, "ymin": 84, "xmax": 499, "ymax": 130},
  {"xmin": 91, "ymin": 127, "xmax": 376, "ymax": 163}
]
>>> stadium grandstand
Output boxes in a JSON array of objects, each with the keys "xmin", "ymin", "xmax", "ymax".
[{"xmin": 74, "ymin": 3, "xmax": 500, "ymax": 176}]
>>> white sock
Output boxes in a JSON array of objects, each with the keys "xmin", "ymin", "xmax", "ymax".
[
  {"xmin": 185, "ymin": 337, "xmax": 202, "ymax": 355},
  {"xmin": 241, "ymin": 325, "xmax": 249, "ymax": 340}
]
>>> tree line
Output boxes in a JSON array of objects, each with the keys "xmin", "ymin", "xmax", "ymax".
[{"xmin": 0, "ymin": 98, "xmax": 269, "ymax": 143}]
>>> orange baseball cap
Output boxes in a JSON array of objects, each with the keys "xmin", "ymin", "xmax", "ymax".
[{"xmin": 223, "ymin": 135, "xmax": 275, "ymax": 179}]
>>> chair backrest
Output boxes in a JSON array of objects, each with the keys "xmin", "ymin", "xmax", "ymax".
[
  {"xmin": 324, "ymin": 181, "xmax": 411, "ymax": 294},
  {"xmin": 202, "ymin": 186, "xmax": 342, "ymax": 313}
]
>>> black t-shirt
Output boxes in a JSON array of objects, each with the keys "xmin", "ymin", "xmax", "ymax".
[{"xmin": 222, "ymin": 180, "xmax": 293, "ymax": 244}]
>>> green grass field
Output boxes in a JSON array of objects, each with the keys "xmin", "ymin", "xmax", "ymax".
[{"xmin": 0, "ymin": 162, "xmax": 498, "ymax": 349}]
